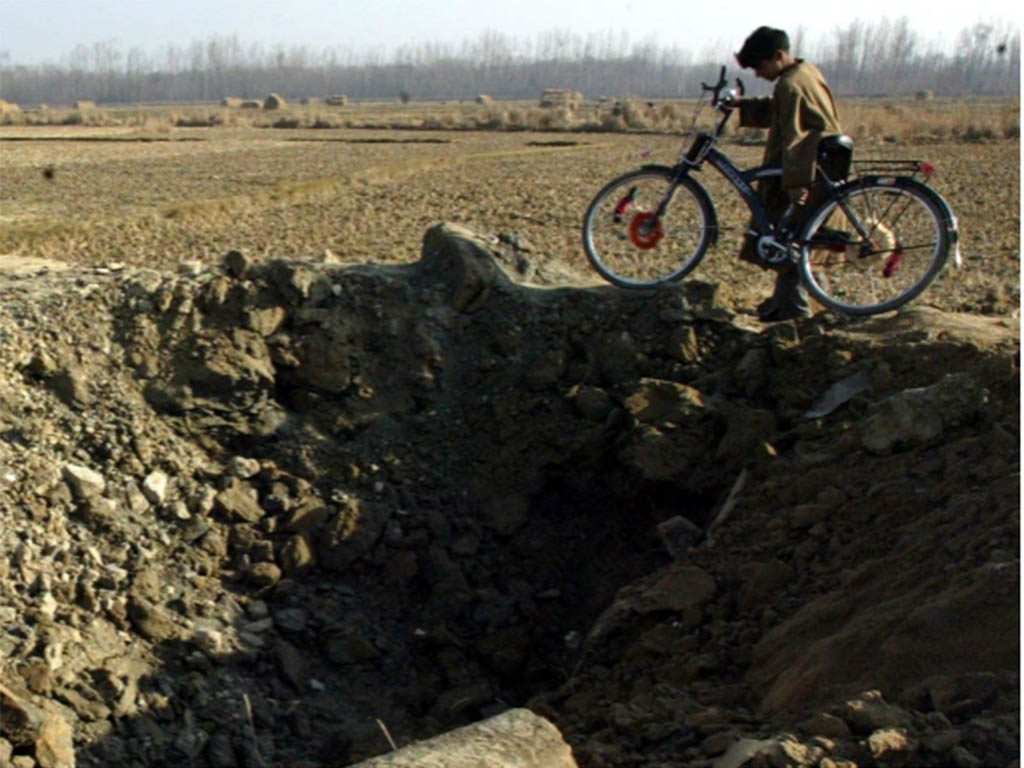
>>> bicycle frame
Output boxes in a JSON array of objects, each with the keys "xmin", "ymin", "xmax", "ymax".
[
  {"xmin": 582, "ymin": 65, "xmax": 961, "ymax": 306},
  {"xmin": 637, "ymin": 65, "xmax": 959, "ymax": 264},
  {"xmin": 698, "ymin": 148, "xmax": 781, "ymax": 235},
  {"xmin": 638, "ymin": 139, "xmax": 784, "ymax": 250},
  {"xmin": 639, "ymin": 83, "xmax": 792, "ymax": 245},
  {"xmin": 657, "ymin": 137, "xmax": 877, "ymax": 254}
]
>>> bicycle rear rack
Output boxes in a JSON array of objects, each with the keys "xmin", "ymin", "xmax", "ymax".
[{"xmin": 853, "ymin": 159, "xmax": 935, "ymax": 182}]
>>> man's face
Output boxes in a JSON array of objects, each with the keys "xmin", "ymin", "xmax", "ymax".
[{"xmin": 754, "ymin": 54, "xmax": 784, "ymax": 81}]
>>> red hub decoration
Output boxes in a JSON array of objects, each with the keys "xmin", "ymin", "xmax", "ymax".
[{"xmin": 629, "ymin": 212, "xmax": 665, "ymax": 249}]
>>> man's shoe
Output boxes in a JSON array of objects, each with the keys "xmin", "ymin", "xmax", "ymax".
[{"xmin": 757, "ymin": 299, "xmax": 811, "ymax": 322}]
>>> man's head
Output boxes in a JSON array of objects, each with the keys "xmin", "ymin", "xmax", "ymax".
[{"xmin": 736, "ymin": 26, "xmax": 795, "ymax": 81}]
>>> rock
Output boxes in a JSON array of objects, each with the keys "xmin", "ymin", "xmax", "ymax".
[
  {"xmin": 419, "ymin": 222, "xmax": 501, "ymax": 313},
  {"xmin": 800, "ymin": 711, "xmax": 852, "ymax": 739},
  {"xmin": 215, "ymin": 478, "xmax": 265, "ymax": 523},
  {"xmin": 62, "ymin": 463, "xmax": 106, "ymax": 499},
  {"xmin": 0, "ymin": 680, "xmax": 77, "ymax": 768},
  {"xmin": 281, "ymin": 500, "xmax": 332, "ymax": 533},
  {"xmin": 289, "ymin": 333, "xmax": 353, "ymax": 393},
  {"xmin": 571, "ymin": 386, "xmax": 613, "ymax": 421},
  {"xmin": 620, "ymin": 423, "xmax": 714, "ymax": 482},
  {"xmin": 656, "ymin": 515, "xmax": 703, "ymax": 558},
  {"xmin": 927, "ymin": 672, "xmax": 1004, "ymax": 712},
  {"xmin": 588, "ymin": 564, "xmax": 715, "ymax": 644},
  {"xmin": 711, "ymin": 737, "xmax": 784, "ymax": 768},
  {"xmin": 178, "ymin": 259, "xmax": 204, "ymax": 276},
  {"xmin": 248, "ymin": 562, "xmax": 282, "ymax": 587},
  {"xmin": 50, "ymin": 367, "xmax": 94, "ymax": 408},
  {"xmin": 279, "ymin": 534, "xmax": 316, "ymax": 575},
  {"xmin": 246, "ymin": 305, "xmax": 288, "ymax": 336},
  {"xmin": 862, "ymin": 373, "xmax": 988, "ymax": 454},
  {"xmin": 141, "ymin": 470, "xmax": 170, "ymax": 505},
  {"xmin": 620, "ymin": 378, "xmax": 706, "ymax": 424},
  {"xmin": 317, "ymin": 496, "xmax": 391, "ymax": 572},
  {"xmin": 480, "ymin": 494, "xmax": 529, "ymax": 536},
  {"xmin": 843, "ymin": 691, "xmax": 911, "ymax": 734},
  {"xmin": 714, "ymin": 405, "xmax": 776, "ymax": 467},
  {"xmin": 950, "ymin": 745, "xmax": 983, "ymax": 768},
  {"xmin": 325, "ymin": 631, "xmax": 381, "ymax": 664},
  {"xmin": 868, "ymin": 727, "xmax": 917, "ymax": 765},
  {"xmin": 269, "ymin": 261, "xmax": 333, "ymax": 306},
  {"xmin": 347, "ymin": 708, "xmax": 577, "ymax": 767},
  {"xmin": 276, "ymin": 639, "xmax": 311, "ymax": 687},
  {"xmin": 273, "ymin": 608, "xmax": 308, "ymax": 633},
  {"xmin": 223, "ymin": 249, "xmax": 251, "ymax": 278},
  {"xmin": 737, "ymin": 560, "xmax": 794, "ymax": 612},
  {"xmin": 667, "ymin": 325, "xmax": 700, "ymax": 362},
  {"xmin": 638, "ymin": 565, "xmax": 716, "ymax": 613},
  {"xmin": 228, "ymin": 456, "xmax": 262, "ymax": 479},
  {"xmin": 127, "ymin": 597, "xmax": 178, "ymax": 642}
]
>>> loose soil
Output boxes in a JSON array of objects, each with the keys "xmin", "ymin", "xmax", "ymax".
[{"xmin": 0, "ymin": 124, "xmax": 1019, "ymax": 768}]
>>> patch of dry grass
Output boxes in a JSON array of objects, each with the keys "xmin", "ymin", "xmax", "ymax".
[
  {"xmin": 2, "ymin": 97, "xmax": 1016, "ymax": 144},
  {"xmin": 841, "ymin": 98, "xmax": 1020, "ymax": 143}
]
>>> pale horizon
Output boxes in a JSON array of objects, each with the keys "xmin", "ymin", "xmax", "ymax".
[{"xmin": 1, "ymin": 0, "xmax": 1020, "ymax": 67}]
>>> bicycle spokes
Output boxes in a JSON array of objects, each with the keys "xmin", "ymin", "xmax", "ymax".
[
  {"xmin": 582, "ymin": 168, "xmax": 713, "ymax": 287},
  {"xmin": 801, "ymin": 179, "xmax": 949, "ymax": 314}
]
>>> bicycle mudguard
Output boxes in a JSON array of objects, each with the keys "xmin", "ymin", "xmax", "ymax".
[
  {"xmin": 927, "ymin": 187, "xmax": 962, "ymax": 268},
  {"xmin": 639, "ymin": 164, "xmax": 721, "ymax": 248}
]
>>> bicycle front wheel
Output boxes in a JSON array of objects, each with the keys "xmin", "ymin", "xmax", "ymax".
[
  {"xmin": 582, "ymin": 168, "xmax": 715, "ymax": 289},
  {"xmin": 797, "ymin": 177, "xmax": 950, "ymax": 315}
]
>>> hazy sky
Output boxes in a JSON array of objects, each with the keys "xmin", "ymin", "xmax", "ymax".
[{"xmin": 0, "ymin": 0, "xmax": 1019, "ymax": 65}]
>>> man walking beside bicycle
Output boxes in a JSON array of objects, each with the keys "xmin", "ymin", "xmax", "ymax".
[{"xmin": 734, "ymin": 25, "xmax": 842, "ymax": 322}]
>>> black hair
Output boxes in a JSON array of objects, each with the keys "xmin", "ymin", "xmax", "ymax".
[{"xmin": 736, "ymin": 26, "xmax": 790, "ymax": 69}]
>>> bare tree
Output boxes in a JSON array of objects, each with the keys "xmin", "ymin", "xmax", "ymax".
[{"xmin": 2, "ymin": 19, "xmax": 1018, "ymax": 106}]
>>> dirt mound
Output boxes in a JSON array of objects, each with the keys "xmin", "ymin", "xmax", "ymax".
[{"xmin": 0, "ymin": 224, "xmax": 1018, "ymax": 768}]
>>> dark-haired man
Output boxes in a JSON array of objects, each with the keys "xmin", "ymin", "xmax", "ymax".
[{"xmin": 735, "ymin": 25, "xmax": 842, "ymax": 322}]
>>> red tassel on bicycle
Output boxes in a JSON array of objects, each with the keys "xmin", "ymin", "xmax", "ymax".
[
  {"xmin": 883, "ymin": 250, "xmax": 904, "ymax": 277},
  {"xmin": 613, "ymin": 187, "xmax": 637, "ymax": 223}
]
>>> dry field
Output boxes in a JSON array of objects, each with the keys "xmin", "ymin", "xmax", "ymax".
[
  {"xmin": 0, "ymin": 99, "xmax": 1019, "ymax": 768},
  {"xmin": 0, "ymin": 98, "xmax": 1019, "ymax": 318}
]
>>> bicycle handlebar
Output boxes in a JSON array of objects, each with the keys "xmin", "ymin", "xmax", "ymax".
[
  {"xmin": 701, "ymin": 66, "xmax": 728, "ymax": 98},
  {"xmin": 701, "ymin": 66, "xmax": 745, "ymax": 109}
]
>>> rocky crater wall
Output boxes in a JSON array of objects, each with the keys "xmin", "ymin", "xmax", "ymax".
[{"xmin": 0, "ymin": 223, "xmax": 1018, "ymax": 767}]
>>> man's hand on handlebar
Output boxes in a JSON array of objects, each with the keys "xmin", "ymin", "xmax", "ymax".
[{"xmin": 718, "ymin": 88, "xmax": 741, "ymax": 108}]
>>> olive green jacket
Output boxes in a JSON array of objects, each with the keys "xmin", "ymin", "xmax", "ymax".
[{"xmin": 738, "ymin": 60, "xmax": 841, "ymax": 190}]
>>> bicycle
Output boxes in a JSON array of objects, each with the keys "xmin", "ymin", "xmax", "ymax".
[{"xmin": 581, "ymin": 66, "xmax": 962, "ymax": 316}]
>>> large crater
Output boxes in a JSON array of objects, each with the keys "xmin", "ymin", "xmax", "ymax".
[{"xmin": 0, "ymin": 223, "xmax": 1018, "ymax": 768}]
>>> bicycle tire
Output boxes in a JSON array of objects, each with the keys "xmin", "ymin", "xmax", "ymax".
[
  {"xmin": 582, "ymin": 167, "xmax": 716, "ymax": 289},
  {"xmin": 797, "ymin": 176, "xmax": 951, "ymax": 315}
]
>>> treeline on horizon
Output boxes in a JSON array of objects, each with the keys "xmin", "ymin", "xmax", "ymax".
[{"xmin": 0, "ymin": 17, "xmax": 1019, "ymax": 107}]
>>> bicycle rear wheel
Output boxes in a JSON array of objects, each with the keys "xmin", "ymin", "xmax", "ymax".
[
  {"xmin": 797, "ymin": 177, "xmax": 950, "ymax": 315},
  {"xmin": 582, "ymin": 167, "xmax": 715, "ymax": 289}
]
